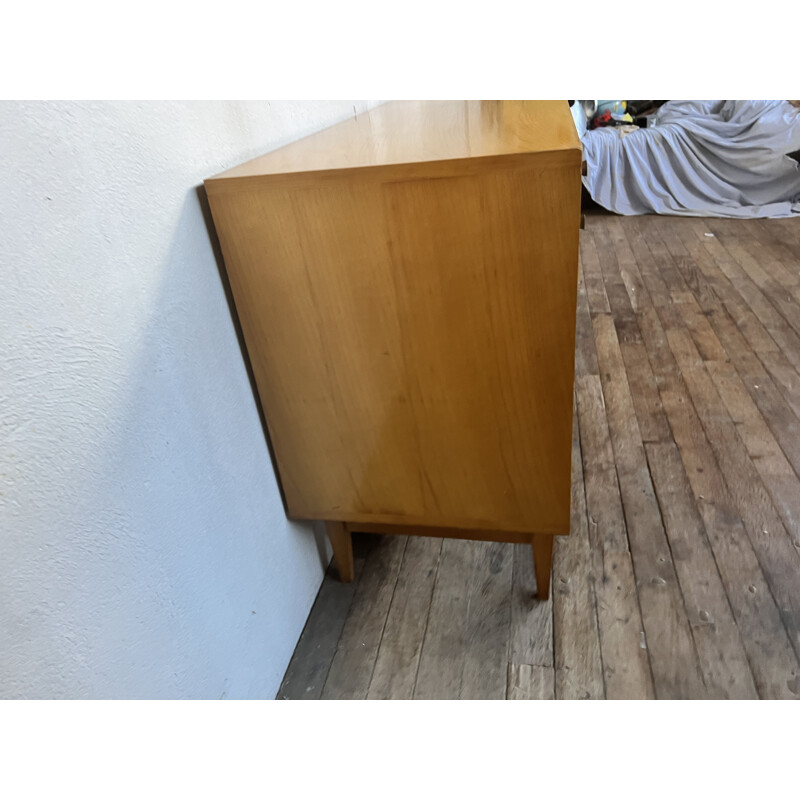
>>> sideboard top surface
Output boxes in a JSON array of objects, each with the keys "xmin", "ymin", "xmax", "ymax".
[{"xmin": 206, "ymin": 100, "xmax": 581, "ymax": 184}]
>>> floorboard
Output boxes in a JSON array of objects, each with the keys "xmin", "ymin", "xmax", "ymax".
[
  {"xmin": 366, "ymin": 536, "xmax": 441, "ymax": 699},
  {"xmin": 552, "ymin": 410, "xmax": 604, "ymax": 699}
]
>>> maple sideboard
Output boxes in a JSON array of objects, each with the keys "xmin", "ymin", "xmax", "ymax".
[{"xmin": 205, "ymin": 101, "xmax": 582, "ymax": 599}]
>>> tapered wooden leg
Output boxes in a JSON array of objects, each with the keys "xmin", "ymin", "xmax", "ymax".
[
  {"xmin": 326, "ymin": 521, "xmax": 354, "ymax": 583},
  {"xmin": 531, "ymin": 534, "xmax": 554, "ymax": 600}
]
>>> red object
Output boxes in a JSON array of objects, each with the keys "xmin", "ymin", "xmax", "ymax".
[{"xmin": 591, "ymin": 110, "xmax": 613, "ymax": 129}]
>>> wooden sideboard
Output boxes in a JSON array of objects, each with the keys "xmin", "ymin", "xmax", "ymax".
[{"xmin": 205, "ymin": 101, "xmax": 582, "ymax": 599}]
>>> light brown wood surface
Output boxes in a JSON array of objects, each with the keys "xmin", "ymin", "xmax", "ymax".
[
  {"xmin": 531, "ymin": 535, "xmax": 554, "ymax": 601},
  {"xmin": 206, "ymin": 100, "xmax": 582, "ymax": 538},
  {"xmin": 325, "ymin": 521, "xmax": 354, "ymax": 583},
  {"xmin": 208, "ymin": 100, "xmax": 580, "ymax": 183},
  {"xmin": 278, "ymin": 213, "xmax": 800, "ymax": 700}
]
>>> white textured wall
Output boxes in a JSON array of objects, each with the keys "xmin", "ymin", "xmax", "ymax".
[{"xmin": 0, "ymin": 101, "xmax": 379, "ymax": 699}]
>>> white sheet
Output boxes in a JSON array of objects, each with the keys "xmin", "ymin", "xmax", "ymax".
[{"xmin": 582, "ymin": 100, "xmax": 800, "ymax": 218}]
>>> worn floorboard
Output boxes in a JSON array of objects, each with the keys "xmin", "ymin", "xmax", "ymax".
[
  {"xmin": 552, "ymin": 410, "xmax": 605, "ymax": 699},
  {"xmin": 278, "ymin": 214, "xmax": 800, "ymax": 700},
  {"xmin": 366, "ymin": 536, "xmax": 442, "ymax": 699}
]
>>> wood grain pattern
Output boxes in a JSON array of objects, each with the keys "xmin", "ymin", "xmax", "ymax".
[
  {"xmin": 593, "ymin": 312, "xmax": 706, "ymax": 699},
  {"xmin": 320, "ymin": 535, "xmax": 407, "ymax": 699},
  {"xmin": 325, "ymin": 521, "xmax": 353, "ymax": 583},
  {"xmin": 206, "ymin": 101, "xmax": 581, "ymax": 537},
  {"xmin": 459, "ymin": 541, "xmax": 514, "ymax": 699},
  {"xmin": 552, "ymin": 409, "xmax": 604, "ymax": 699},
  {"xmin": 413, "ymin": 539, "xmax": 479, "ymax": 699},
  {"xmin": 280, "ymin": 213, "xmax": 800, "ymax": 701},
  {"xmin": 574, "ymin": 373, "xmax": 654, "ymax": 699},
  {"xmin": 510, "ymin": 542, "xmax": 553, "ymax": 669},
  {"xmin": 366, "ymin": 536, "xmax": 441, "ymax": 699},
  {"xmin": 645, "ymin": 441, "xmax": 758, "ymax": 698},
  {"xmin": 627, "ymin": 216, "xmax": 800, "ymax": 698},
  {"xmin": 208, "ymin": 101, "xmax": 580, "ymax": 183},
  {"xmin": 507, "ymin": 664, "xmax": 555, "ymax": 700}
]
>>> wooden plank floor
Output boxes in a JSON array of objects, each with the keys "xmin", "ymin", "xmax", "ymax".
[{"xmin": 277, "ymin": 214, "xmax": 800, "ymax": 700}]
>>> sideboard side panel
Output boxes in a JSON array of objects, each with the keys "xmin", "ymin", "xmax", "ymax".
[{"xmin": 208, "ymin": 158, "xmax": 581, "ymax": 534}]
